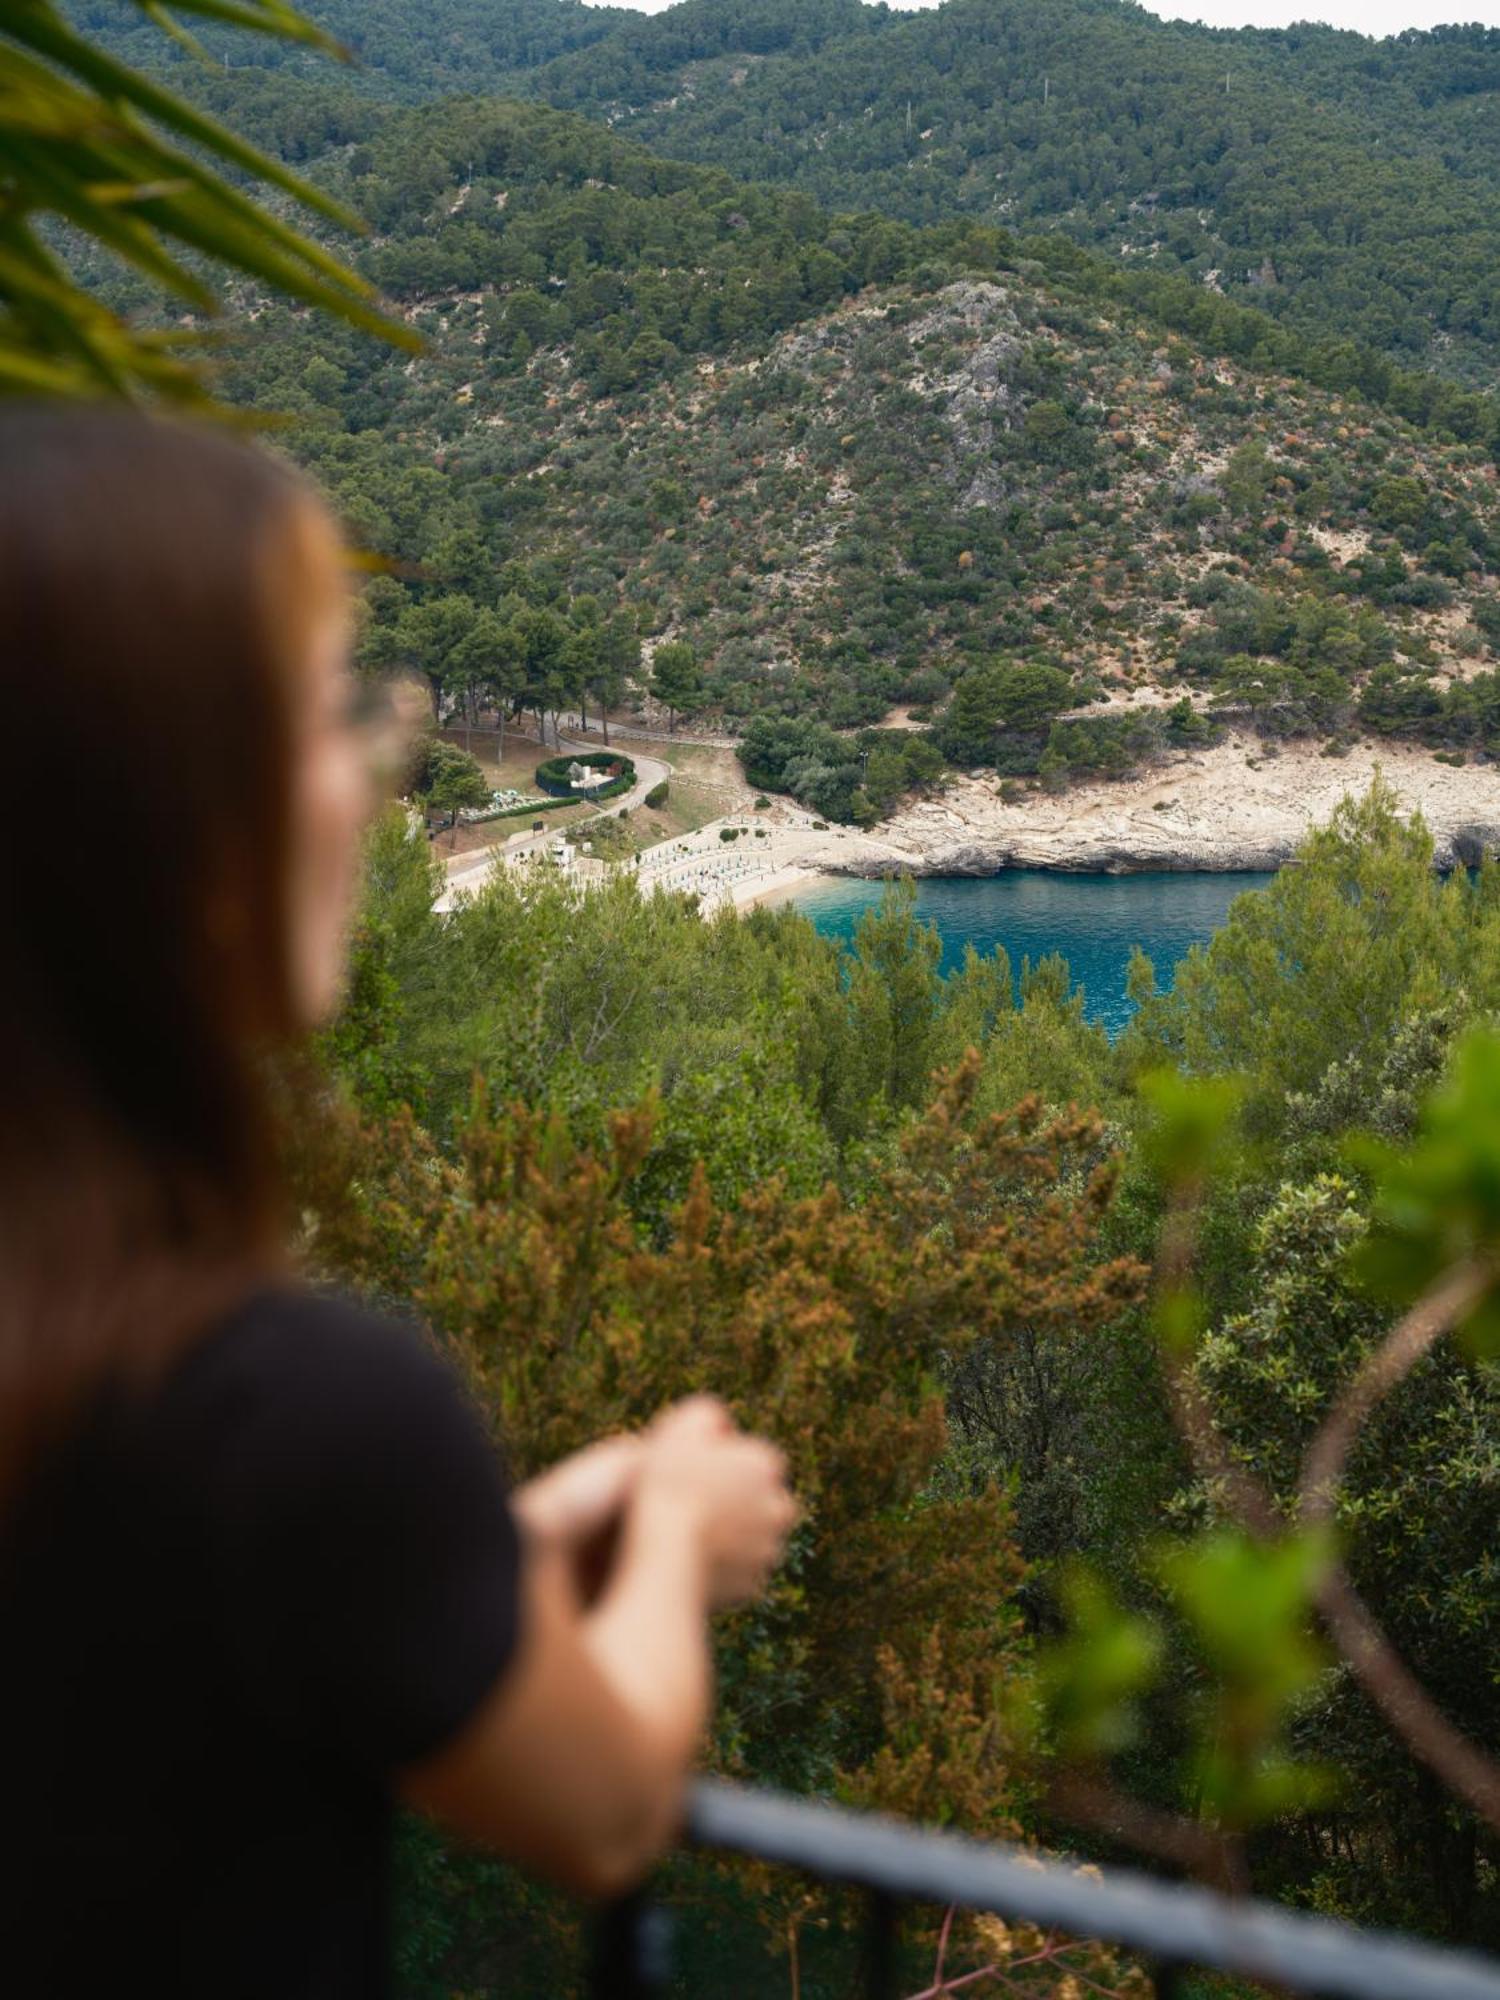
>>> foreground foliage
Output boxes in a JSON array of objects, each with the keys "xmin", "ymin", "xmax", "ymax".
[
  {"xmin": 304, "ymin": 1014, "xmax": 1141, "ymax": 1987},
  {"xmin": 1, "ymin": 0, "xmax": 409, "ymax": 401},
  {"xmin": 296, "ymin": 786, "xmax": 1500, "ymax": 1986}
]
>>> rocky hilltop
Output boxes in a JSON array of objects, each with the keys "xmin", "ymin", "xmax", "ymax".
[{"xmin": 142, "ymin": 89, "xmax": 1500, "ymax": 851}]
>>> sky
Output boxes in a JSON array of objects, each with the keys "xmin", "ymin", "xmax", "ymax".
[
  {"xmin": 613, "ymin": 0, "xmax": 1500, "ymax": 30},
  {"xmin": 1138, "ymin": 0, "xmax": 1500, "ymax": 23}
]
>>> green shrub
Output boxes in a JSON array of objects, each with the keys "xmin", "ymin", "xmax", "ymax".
[
  {"xmin": 720, "ymin": 827, "xmax": 740, "ymax": 842},
  {"xmin": 644, "ymin": 780, "xmax": 669, "ymax": 809},
  {"xmin": 411, "ymin": 739, "xmax": 490, "ymax": 827},
  {"xmin": 471, "ymin": 796, "xmax": 575, "ymax": 825},
  {"xmin": 535, "ymin": 752, "xmax": 637, "ymax": 802},
  {"xmin": 1039, "ymin": 711, "xmax": 1163, "ymax": 783}
]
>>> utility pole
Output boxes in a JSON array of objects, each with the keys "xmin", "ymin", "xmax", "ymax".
[
  {"xmin": 905, "ymin": 97, "xmax": 913, "ymax": 140},
  {"xmin": 1043, "ymin": 74, "xmax": 1050, "ymax": 104}
]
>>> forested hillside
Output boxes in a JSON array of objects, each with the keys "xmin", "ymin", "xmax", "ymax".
[
  {"xmin": 162, "ymin": 91, "xmax": 1500, "ymax": 822},
  {"xmin": 81, "ymin": 0, "xmax": 1500, "ymax": 381},
  {"xmin": 520, "ymin": 0, "xmax": 1500, "ymax": 382},
  {"xmin": 66, "ymin": 0, "xmax": 631, "ymax": 97}
]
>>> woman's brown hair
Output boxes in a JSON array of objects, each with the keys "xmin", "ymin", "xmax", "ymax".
[{"xmin": 0, "ymin": 404, "xmax": 346, "ymax": 1491}]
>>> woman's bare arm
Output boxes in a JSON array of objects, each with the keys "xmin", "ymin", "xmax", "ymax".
[
  {"xmin": 397, "ymin": 1403, "xmax": 793, "ymax": 1897},
  {"xmin": 398, "ymin": 1498, "xmax": 708, "ymax": 1895}
]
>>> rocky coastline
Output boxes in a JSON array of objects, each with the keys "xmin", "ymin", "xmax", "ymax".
[{"xmin": 798, "ymin": 733, "xmax": 1500, "ymax": 880}]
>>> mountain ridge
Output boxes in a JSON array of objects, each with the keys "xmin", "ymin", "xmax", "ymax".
[
  {"xmin": 171, "ymin": 89, "xmax": 1500, "ymax": 828},
  {"xmin": 75, "ymin": 0, "xmax": 1500, "ymax": 382},
  {"xmin": 519, "ymin": 0, "xmax": 1500, "ymax": 381}
]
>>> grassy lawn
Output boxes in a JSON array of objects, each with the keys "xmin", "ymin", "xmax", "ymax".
[
  {"xmin": 600, "ymin": 781, "xmax": 748, "ymax": 857},
  {"xmin": 431, "ymin": 727, "xmax": 756, "ymax": 862},
  {"xmin": 438, "ymin": 728, "xmax": 557, "ymax": 793},
  {"xmin": 433, "ymin": 729, "xmax": 596, "ymax": 858},
  {"xmin": 612, "ymin": 735, "xmax": 754, "ymax": 849},
  {"xmin": 638, "ymin": 738, "xmax": 748, "ymax": 793},
  {"xmin": 570, "ymin": 796, "xmax": 716, "ymax": 863}
]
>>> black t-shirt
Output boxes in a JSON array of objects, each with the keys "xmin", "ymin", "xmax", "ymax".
[{"xmin": 0, "ymin": 1288, "xmax": 522, "ymax": 1998}]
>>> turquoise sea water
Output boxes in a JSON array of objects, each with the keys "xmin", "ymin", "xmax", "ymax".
[{"xmin": 791, "ymin": 870, "xmax": 1275, "ymax": 1035}]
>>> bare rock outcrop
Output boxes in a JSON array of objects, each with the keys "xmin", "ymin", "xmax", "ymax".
[{"xmin": 808, "ymin": 733, "xmax": 1500, "ymax": 878}]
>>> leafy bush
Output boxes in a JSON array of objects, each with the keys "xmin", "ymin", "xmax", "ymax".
[
  {"xmin": 535, "ymin": 752, "xmax": 637, "ymax": 801},
  {"xmin": 739, "ymin": 715, "xmax": 865, "ymax": 822},
  {"xmin": 1358, "ymin": 667, "xmax": 1444, "ymax": 738},
  {"xmin": 471, "ymin": 796, "xmax": 576, "ymax": 824},
  {"xmin": 409, "ymin": 738, "xmax": 490, "ymax": 824},
  {"xmin": 1039, "ymin": 711, "xmax": 1163, "ymax": 784},
  {"xmin": 934, "ymin": 660, "xmax": 1074, "ymax": 769},
  {"xmin": 644, "ymin": 780, "xmax": 669, "ymax": 809}
]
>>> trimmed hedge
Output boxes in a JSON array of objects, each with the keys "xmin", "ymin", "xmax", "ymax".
[
  {"xmin": 535, "ymin": 751, "xmax": 637, "ymax": 802},
  {"xmin": 644, "ymin": 780, "xmax": 669, "ymax": 810},
  {"xmin": 465, "ymin": 794, "xmax": 577, "ymax": 826}
]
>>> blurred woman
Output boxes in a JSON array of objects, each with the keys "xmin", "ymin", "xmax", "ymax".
[{"xmin": 0, "ymin": 405, "xmax": 795, "ymax": 1998}]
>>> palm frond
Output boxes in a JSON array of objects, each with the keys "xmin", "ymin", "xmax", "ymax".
[{"xmin": 0, "ymin": 0, "xmax": 415, "ymax": 407}]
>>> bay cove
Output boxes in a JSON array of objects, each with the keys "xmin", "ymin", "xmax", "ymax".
[{"xmin": 791, "ymin": 870, "xmax": 1275, "ymax": 1035}]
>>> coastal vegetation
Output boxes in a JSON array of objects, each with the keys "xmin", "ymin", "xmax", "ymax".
[{"xmin": 314, "ymin": 783, "xmax": 1500, "ymax": 1984}]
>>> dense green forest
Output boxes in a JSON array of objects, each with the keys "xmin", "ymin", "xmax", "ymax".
[
  {"xmin": 66, "ymin": 0, "xmax": 631, "ymax": 95},
  {"xmin": 54, "ymin": 0, "xmax": 1499, "ymax": 854},
  {"xmin": 65, "ymin": 0, "xmax": 1500, "ymax": 817},
  {"xmin": 73, "ymin": 75, "xmax": 1500, "ymax": 821},
  {"xmin": 83, "ymin": 0, "xmax": 1500, "ymax": 382},
  {"xmin": 308, "ymin": 784, "xmax": 1500, "ymax": 1989},
  {"xmin": 523, "ymin": 0, "xmax": 1500, "ymax": 383}
]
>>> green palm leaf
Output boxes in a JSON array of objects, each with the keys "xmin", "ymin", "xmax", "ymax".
[{"xmin": 0, "ymin": 0, "xmax": 416, "ymax": 406}]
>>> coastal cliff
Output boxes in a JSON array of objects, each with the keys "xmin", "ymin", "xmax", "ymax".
[{"xmin": 804, "ymin": 734, "xmax": 1500, "ymax": 878}]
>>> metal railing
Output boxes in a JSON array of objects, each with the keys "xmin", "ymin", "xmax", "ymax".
[{"xmin": 591, "ymin": 1780, "xmax": 1500, "ymax": 1999}]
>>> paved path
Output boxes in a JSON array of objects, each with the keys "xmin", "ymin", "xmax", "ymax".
[{"xmin": 437, "ymin": 733, "xmax": 671, "ymax": 910}]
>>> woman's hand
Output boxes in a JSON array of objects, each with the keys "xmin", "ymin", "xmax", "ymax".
[
  {"xmin": 638, "ymin": 1396, "xmax": 798, "ymax": 1609},
  {"xmin": 511, "ymin": 1436, "xmax": 644, "ymax": 1605},
  {"xmin": 511, "ymin": 1398, "xmax": 797, "ymax": 1612},
  {"xmin": 405, "ymin": 1398, "xmax": 796, "ymax": 1891}
]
